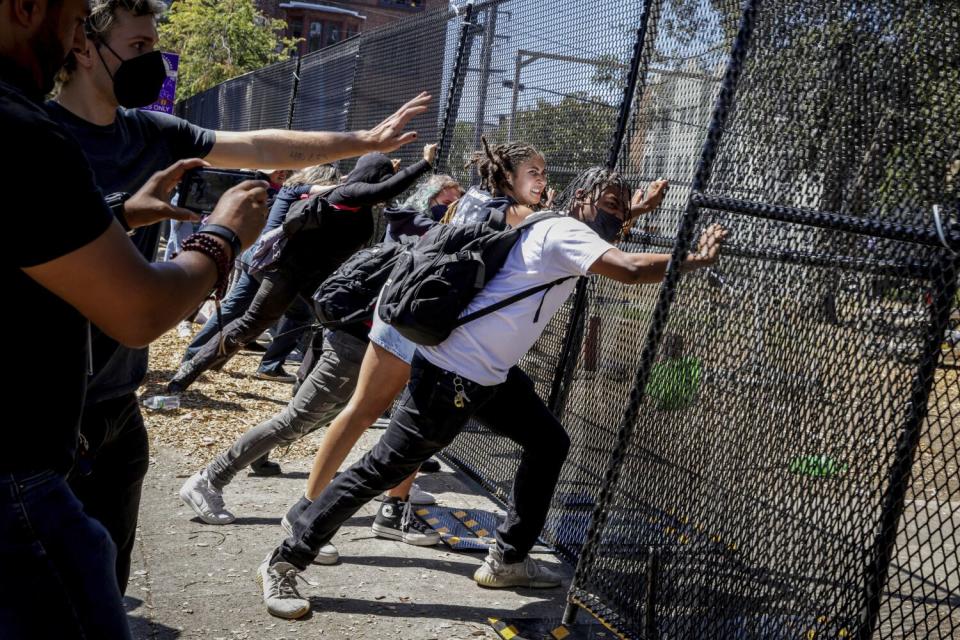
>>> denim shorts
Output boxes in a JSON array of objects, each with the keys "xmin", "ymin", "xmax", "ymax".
[{"xmin": 368, "ymin": 292, "xmax": 416, "ymax": 365}]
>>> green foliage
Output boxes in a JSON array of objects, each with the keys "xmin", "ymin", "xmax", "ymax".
[{"xmin": 159, "ymin": 0, "xmax": 298, "ymax": 101}]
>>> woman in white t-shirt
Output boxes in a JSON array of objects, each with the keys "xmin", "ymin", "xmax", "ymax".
[{"xmin": 278, "ymin": 139, "xmax": 551, "ymax": 549}]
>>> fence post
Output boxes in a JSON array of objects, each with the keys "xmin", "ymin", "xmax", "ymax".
[
  {"xmin": 469, "ymin": 3, "xmax": 499, "ymax": 185},
  {"xmin": 607, "ymin": 22, "xmax": 650, "ymax": 169},
  {"xmin": 547, "ymin": 4, "xmax": 652, "ymax": 419},
  {"xmin": 857, "ymin": 254, "xmax": 960, "ymax": 639},
  {"xmin": 286, "ymin": 53, "xmax": 302, "ymax": 130},
  {"xmin": 437, "ymin": 2, "xmax": 476, "ymax": 174},
  {"xmin": 562, "ymin": 0, "xmax": 759, "ymax": 628}
]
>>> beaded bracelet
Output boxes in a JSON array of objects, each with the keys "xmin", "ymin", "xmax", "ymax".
[{"xmin": 181, "ymin": 232, "xmax": 232, "ymax": 300}]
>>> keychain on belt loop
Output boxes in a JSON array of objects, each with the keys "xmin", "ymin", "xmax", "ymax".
[{"xmin": 453, "ymin": 375, "xmax": 470, "ymax": 408}]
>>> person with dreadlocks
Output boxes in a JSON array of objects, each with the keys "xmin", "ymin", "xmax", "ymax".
[{"xmin": 254, "ymin": 156, "xmax": 727, "ymax": 619}]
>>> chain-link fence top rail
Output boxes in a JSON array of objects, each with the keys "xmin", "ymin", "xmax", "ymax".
[{"xmin": 566, "ymin": 1, "xmax": 960, "ymax": 639}]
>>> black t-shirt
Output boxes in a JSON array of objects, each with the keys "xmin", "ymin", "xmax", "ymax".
[
  {"xmin": 44, "ymin": 102, "xmax": 215, "ymax": 403},
  {"xmin": 1, "ymin": 78, "xmax": 114, "ymax": 474}
]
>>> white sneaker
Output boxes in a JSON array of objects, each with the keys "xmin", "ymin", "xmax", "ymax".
[
  {"xmin": 179, "ymin": 470, "xmax": 235, "ymax": 525},
  {"xmin": 177, "ymin": 320, "xmax": 192, "ymax": 338},
  {"xmin": 280, "ymin": 514, "xmax": 340, "ymax": 565},
  {"xmin": 473, "ymin": 548, "xmax": 563, "ymax": 589},
  {"xmin": 375, "ymin": 483, "xmax": 435, "ymax": 506},
  {"xmin": 256, "ymin": 553, "xmax": 310, "ymax": 619},
  {"xmin": 371, "ymin": 498, "xmax": 440, "ymax": 546}
]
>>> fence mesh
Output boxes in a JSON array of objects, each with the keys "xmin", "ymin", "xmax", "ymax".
[{"xmin": 175, "ymin": 1, "xmax": 960, "ymax": 637}]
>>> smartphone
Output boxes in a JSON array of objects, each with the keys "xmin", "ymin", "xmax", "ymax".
[{"xmin": 177, "ymin": 168, "xmax": 270, "ymax": 215}]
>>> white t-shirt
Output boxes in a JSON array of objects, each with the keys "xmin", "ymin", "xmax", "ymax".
[{"xmin": 420, "ymin": 215, "xmax": 613, "ymax": 386}]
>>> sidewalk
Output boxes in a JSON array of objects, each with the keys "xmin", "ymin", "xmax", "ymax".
[{"xmin": 127, "ymin": 435, "xmax": 570, "ymax": 640}]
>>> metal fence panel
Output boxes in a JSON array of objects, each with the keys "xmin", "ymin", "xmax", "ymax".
[
  {"xmin": 566, "ymin": 1, "xmax": 959, "ymax": 638},
  {"xmin": 172, "ymin": 2, "xmax": 960, "ymax": 637}
]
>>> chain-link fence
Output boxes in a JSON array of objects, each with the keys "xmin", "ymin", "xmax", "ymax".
[{"xmin": 176, "ymin": 1, "xmax": 959, "ymax": 637}]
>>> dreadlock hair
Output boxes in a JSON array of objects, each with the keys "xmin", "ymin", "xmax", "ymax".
[
  {"xmin": 465, "ymin": 136, "xmax": 544, "ymax": 200},
  {"xmin": 555, "ymin": 166, "xmax": 635, "ymax": 240}
]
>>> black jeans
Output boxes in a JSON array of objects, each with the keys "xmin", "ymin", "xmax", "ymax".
[
  {"xmin": 276, "ymin": 354, "xmax": 570, "ymax": 569},
  {"xmin": 69, "ymin": 393, "xmax": 150, "ymax": 595},
  {"xmin": 172, "ymin": 268, "xmax": 314, "ymax": 390},
  {"xmin": 183, "ymin": 270, "xmax": 312, "ymax": 373},
  {"xmin": 0, "ymin": 470, "xmax": 131, "ymax": 639}
]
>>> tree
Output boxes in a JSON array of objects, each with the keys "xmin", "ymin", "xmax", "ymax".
[{"xmin": 159, "ymin": 0, "xmax": 298, "ymax": 101}]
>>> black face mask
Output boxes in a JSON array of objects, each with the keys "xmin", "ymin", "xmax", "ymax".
[
  {"xmin": 429, "ymin": 203, "xmax": 449, "ymax": 221},
  {"xmin": 95, "ymin": 41, "xmax": 166, "ymax": 108},
  {"xmin": 586, "ymin": 206, "xmax": 624, "ymax": 242}
]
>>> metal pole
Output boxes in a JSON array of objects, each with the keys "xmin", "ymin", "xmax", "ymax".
[
  {"xmin": 507, "ymin": 50, "xmax": 523, "ymax": 142},
  {"xmin": 607, "ymin": 20, "xmax": 650, "ymax": 169},
  {"xmin": 547, "ymin": 278, "xmax": 588, "ymax": 414},
  {"xmin": 564, "ymin": 0, "xmax": 759, "ymax": 623},
  {"xmin": 555, "ymin": 2, "xmax": 656, "ymax": 625},
  {"xmin": 470, "ymin": 4, "xmax": 498, "ymax": 184},
  {"xmin": 644, "ymin": 546, "xmax": 660, "ymax": 638},
  {"xmin": 857, "ymin": 255, "xmax": 960, "ymax": 638},
  {"xmin": 286, "ymin": 52, "xmax": 302, "ymax": 130},
  {"xmin": 546, "ymin": 1, "xmax": 652, "ymax": 433},
  {"xmin": 437, "ymin": 3, "xmax": 476, "ymax": 174}
]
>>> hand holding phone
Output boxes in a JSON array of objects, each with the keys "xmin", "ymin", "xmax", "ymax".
[{"xmin": 177, "ymin": 168, "xmax": 272, "ymax": 215}]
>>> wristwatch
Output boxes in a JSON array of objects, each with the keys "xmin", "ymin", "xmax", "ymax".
[
  {"xmin": 198, "ymin": 223, "xmax": 242, "ymax": 259},
  {"xmin": 104, "ymin": 191, "xmax": 133, "ymax": 232}
]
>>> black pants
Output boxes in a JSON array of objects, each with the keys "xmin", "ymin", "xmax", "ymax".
[
  {"xmin": 69, "ymin": 393, "xmax": 150, "ymax": 595},
  {"xmin": 277, "ymin": 354, "xmax": 570, "ymax": 570},
  {"xmin": 171, "ymin": 268, "xmax": 314, "ymax": 391},
  {"xmin": 1, "ymin": 470, "xmax": 131, "ymax": 639}
]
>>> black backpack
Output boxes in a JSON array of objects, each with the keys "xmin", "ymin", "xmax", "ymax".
[
  {"xmin": 282, "ymin": 186, "xmax": 336, "ymax": 236},
  {"xmin": 377, "ymin": 210, "xmax": 574, "ymax": 346},
  {"xmin": 311, "ymin": 241, "xmax": 409, "ymax": 328}
]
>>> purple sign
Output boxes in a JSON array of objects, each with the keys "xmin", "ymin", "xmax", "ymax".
[{"xmin": 140, "ymin": 52, "xmax": 179, "ymax": 115}]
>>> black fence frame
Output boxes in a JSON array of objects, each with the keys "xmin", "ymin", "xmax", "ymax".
[{"xmin": 176, "ymin": 2, "xmax": 960, "ymax": 637}]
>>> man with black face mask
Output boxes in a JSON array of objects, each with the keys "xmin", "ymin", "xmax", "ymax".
[
  {"xmin": 0, "ymin": 0, "xmax": 276, "ymax": 634},
  {"xmin": 44, "ymin": 0, "xmax": 433, "ymax": 597}
]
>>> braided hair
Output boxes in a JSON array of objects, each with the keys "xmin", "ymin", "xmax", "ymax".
[
  {"xmin": 466, "ymin": 137, "xmax": 544, "ymax": 200},
  {"xmin": 555, "ymin": 166, "xmax": 635, "ymax": 239}
]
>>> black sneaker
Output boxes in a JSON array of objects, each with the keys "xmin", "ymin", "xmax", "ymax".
[
  {"xmin": 419, "ymin": 458, "xmax": 441, "ymax": 473},
  {"xmin": 250, "ymin": 454, "xmax": 282, "ymax": 476},
  {"xmin": 371, "ymin": 498, "xmax": 440, "ymax": 546},
  {"xmin": 167, "ymin": 359, "xmax": 202, "ymax": 394},
  {"xmin": 256, "ymin": 367, "xmax": 296, "ymax": 383},
  {"xmin": 242, "ymin": 341, "xmax": 269, "ymax": 354}
]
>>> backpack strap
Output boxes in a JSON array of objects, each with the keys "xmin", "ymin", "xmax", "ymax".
[
  {"xmin": 453, "ymin": 212, "xmax": 572, "ymax": 327},
  {"xmin": 454, "ymin": 276, "xmax": 576, "ymax": 327},
  {"xmin": 513, "ymin": 210, "xmax": 565, "ymax": 230}
]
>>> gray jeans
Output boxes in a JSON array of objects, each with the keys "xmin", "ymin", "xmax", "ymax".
[{"xmin": 206, "ymin": 330, "xmax": 366, "ymax": 489}]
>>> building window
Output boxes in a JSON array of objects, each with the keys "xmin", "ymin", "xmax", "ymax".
[
  {"xmin": 326, "ymin": 22, "xmax": 341, "ymax": 45},
  {"xmin": 290, "ymin": 19, "xmax": 303, "ymax": 41},
  {"xmin": 379, "ymin": 0, "xmax": 424, "ymax": 11},
  {"xmin": 308, "ymin": 21, "xmax": 323, "ymax": 51}
]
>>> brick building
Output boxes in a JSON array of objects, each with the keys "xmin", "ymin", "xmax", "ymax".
[{"xmin": 257, "ymin": 0, "xmax": 448, "ymax": 55}]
